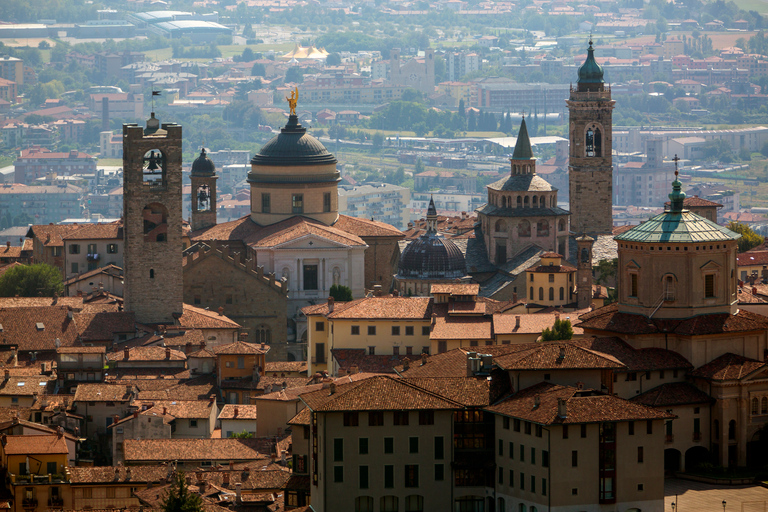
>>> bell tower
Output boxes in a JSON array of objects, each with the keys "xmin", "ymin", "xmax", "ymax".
[
  {"xmin": 567, "ymin": 39, "xmax": 615, "ymax": 235},
  {"xmin": 190, "ymin": 148, "xmax": 218, "ymax": 232},
  {"xmin": 576, "ymin": 234, "xmax": 595, "ymax": 309},
  {"xmin": 122, "ymin": 113, "xmax": 184, "ymax": 324}
]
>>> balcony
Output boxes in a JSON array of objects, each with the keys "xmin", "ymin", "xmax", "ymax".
[
  {"xmin": 48, "ymin": 497, "xmax": 64, "ymax": 507},
  {"xmin": 665, "ymin": 434, "xmax": 674, "ymax": 443},
  {"xmin": 21, "ymin": 498, "xmax": 37, "ymax": 509},
  {"xmin": 693, "ymin": 432, "xmax": 702, "ymax": 441}
]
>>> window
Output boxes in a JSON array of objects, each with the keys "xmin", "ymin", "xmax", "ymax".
[
  {"xmin": 531, "ymin": 475, "xmax": 536, "ymax": 493},
  {"xmin": 509, "ymin": 470, "xmax": 514, "ymax": 487},
  {"xmin": 422, "ymin": 326, "xmax": 429, "ymax": 336},
  {"xmin": 525, "ymin": 422, "xmax": 532, "ymax": 435},
  {"xmin": 406, "ymin": 326, "xmax": 414, "ymax": 336},
  {"xmin": 315, "ymin": 322, "xmax": 324, "ymax": 332},
  {"xmin": 71, "ymin": 262, "xmax": 79, "ymax": 274},
  {"xmin": 52, "ymin": 247, "xmax": 61, "ymax": 257},
  {"xmin": 334, "ymin": 439, "xmax": 344, "ymax": 461},
  {"xmin": 351, "ymin": 325, "xmax": 360, "ymax": 335},
  {"xmin": 762, "ymin": 398, "xmax": 768, "ymax": 415},
  {"xmin": 333, "ymin": 466, "xmax": 343, "ymax": 483},
  {"xmin": 87, "ymin": 243, "xmax": 97, "ymax": 254},
  {"xmin": 514, "ymin": 418, "xmax": 521, "ymax": 432},
  {"xmin": 531, "ymin": 447, "xmax": 536, "ymax": 464},
  {"xmin": 509, "ymin": 442, "xmax": 514, "ymax": 459},
  {"xmin": 82, "ymin": 488, "xmax": 92, "ymax": 499},
  {"xmin": 190, "ymin": 419, "xmax": 197, "ymax": 428},
  {"xmin": 394, "ymin": 411, "xmax": 409, "ymax": 425},
  {"xmin": 729, "ymin": 420, "xmax": 736, "ymax": 440},
  {"xmin": 503, "ymin": 417, "xmax": 510, "ymax": 430},
  {"xmin": 405, "ymin": 465, "xmax": 419, "ymax": 487},
  {"xmin": 107, "ymin": 244, "xmax": 118, "ymax": 254},
  {"xmin": 409, "ymin": 437, "xmax": 419, "ymax": 453},
  {"xmin": 572, "ymin": 450, "xmax": 578, "ymax": 467},
  {"xmin": 637, "ymin": 446, "xmax": 644, "ymax": 463},
  {"xmin": 572, "ymin": 488, "xmax": 578, "ymax": 496},
  {"xmin": 343, "ymin": 412, "xmax": 359, "ymax": 426},
  {"xmin": 47, "ymin": 462, "xmax": 57, "ymax": 474},
  {"xmin": 292, "ymin": 194, "xmax": 304, "ymax": 214},
  {"xmin": 261, "ymin": 193, "xmax": 270, "ymax": 213},
  {"xmin": 368, "ymin": 326, "xmax": 376, "ymax": 335},
  {"xmin": 359, "ymin": 437, "xmax": 369, "ymax": 454},
  {"xmin": 434, "ymin": 464, "xmax": 444, "ymax": 481},
  {"xmin": 542, "ymin": 478, "xmax": 547, "ymax": 496},
  {"xmin": 638, "ymin": 483, "xmax": 644, "ymax": 491},
  {"xmin": 355, "ymin": 497, "xmax": 373, "ymax": 512},
  {"xmin": 384, "ymin": 437, "xmax": 394, "ymax": 454},
  {"xmin": 149, "ymin": 269, "xmax": 154, "ymax": 279},
  {"xmin": 237, "ymin": 356, "xmax": 245, "ymax": 369},
  {"xmin": 498, "ymin": 467, "xmax": 504, "ymax": 485},
  {"xmin": 324, "ymin": 192, "xmax": 332, "ymax": 213},
  {"xmin": 520, "ymin": 472, "xmax": 525, "ymax": 490},
  {"xmin": 630, "ymin": 273, "xmax": 638, "ymax": 297},
  {"xmin": 69, "ymin": 244, "xmax": 80, "ymax": 254},
  {"xmin": 368, "ymin": 411, "xmax": 384, "ymax": 426},
  {"xmin": 581, "ymin": 424, "xmax": 587, "ymax": 438},
  {"xmin": 542, "ymin": 450, "xmax": 549, "ymax": 467},
  {"xmin": 303, "ymin": 264, "xmax": 318, "ymax": 290},
  {"xmin": 628, "ymin": 421, "xmax": 635, "ymax": 435},
  {"xmin": 392, "ymin": 326, "xmax": 400, "ymax": 336},
  {"xmin": 520, "ymin": 444, "xmax": 525, "ymax": 462},
  {"xmin": 438, "ymin": 341, "xmax": 447, "ymax": 353},
  {"xmin": 106, "ymin": 488, "xmax": 116, "ymax": 499},
  {"xmin": 499, "ymin": 439, "xmax": 504, "ymax": 456},
  {"xmin": 647, "ymin": 420, "xmax": 653, "ymax": 434},
  {"xmin": 419, "ymin": 411, "xmax": 434, "ymax": 425},
  {"xmin": 384, "ymin": 465, "xmax": 394, "ymax": 488},
  {"xmin": 705, "ymin": 274, "xmax": 715, "ymax": 297},
  {"xmin": 368, "ymin": 346, "xmax": 375, "ymax": 355},
  {"xmin": 434, "ymin": 436, "xmax": 444, "ymax": 459},
  {"xmin": 563, "ymin": 424, "xmax": 568, "ymax": 439},
  {"xmin": 359, "ymin": 465, "xmax": 369, "ymax": 489}
]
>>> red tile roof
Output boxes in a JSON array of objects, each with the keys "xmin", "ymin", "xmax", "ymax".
[
  {"xmin": 631, "ymin": 382, "xmax": 715, "ymax": 407},
  {"xmin": 0, "ymin": 376, "xmax": 56, "ymax": 396},
  {"xmin": 0, "ymin": 306, "xmax": 80, "ymax": 351},
  {"xmin": 402, "ymin": 377, "xmax": 490, "ymax": 407},
  {"xmin": 737, "ymin": 251, "xmax": 768, "ymax": 266},
  {"xmin": 430, "ymin": 283, "xmax": 480, "ymax": 295},
  {"xmin": 333, "ymin": 215, "xmax": 404, "ymax": 238},
  {"xmin": 331, "ymin": 349, "xmax": 412, "ymax": 374},
  {"xmin": 396, "ymin": 349, "xmax": 472, "ymax": 378},
  {"xmin": 575, "ymin": 337, "xmax": 693, "ymax": 371},
  {"xmin": 26, "ymin": 224, "xmax": 81, "ymax": 247},
  {"xmin": 75, "ymin": 311, "xmax": 135, "ymax": 342},
  {"xmin": 107, "ymin": 346, "xmax": 186, "ymax": 362},
  {"xmin": 213, "ymin": 340, "xmax": 267, "ymax": 355},
  {"xmin": 265, "ymin": 361, "xmax": 307, "ymax": 374},
  {"xmin": 68, "ymin": 465, "xmax": 169, "ymax": 484},
  {"xmin": 123, "ymin": 438, "xmax": 267, "ymax": 462},
  {"xmin": 61, "ymin": 222, "xmax": 122, "ymax": 240},
  {"xmin": 493, "ymin": 342, "xmax": 624, "ymax": 371},
  {"xmin": 2, "ymin": 433, "xmax": 68, "ymax": 455},
  {"xmin": 486, "ymin": 382, "xmax": 674, "ymax": 425},
  {"xmin": 493, "ymin": 312, "xmax": 587, "ymax": 336},
  {"xmin": 218, "ymin": 404, "xmax": 258, "ymax": 420},
  {"xmin": 178, "ymin": 304, "xmax": 241, "ymax": 329},
  {"xmin": 690, "ymin": 352, "xmax": 766, "ymax": 381},
  {"xmin": 73, "ymin": 383, "xmax": 133, "ymax": 402}
]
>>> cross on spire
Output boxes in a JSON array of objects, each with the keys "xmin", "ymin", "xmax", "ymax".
[{"xmin": 673, "ymin": 154, "xmax": 680, "ymax": 178}]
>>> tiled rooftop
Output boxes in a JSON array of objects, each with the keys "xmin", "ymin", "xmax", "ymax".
[
  {"xmin": 213, "ymin": 340, "xmax": 268, "ymax": 355},
  {"xmin": 218, "ymin": 404, "xmax": 258, "ymax": 420},
  {"xmin": 493, "ymin": 342, "xmax": 624, "ymax": 371},
  {"xmin": 73, "ymin": 383, "xmax": 133, "ymax": 402},
  {"xmin": 0, "ymin": 306, "xmax": 80, "ymax": 351},
  {"xmin": 2, "ymin": 433, "xmax": 68, "ymax": 455},
  {"xmin": 68, "ymin": 465, "xmax": 168, "ymax": 484},
  {"xmin": 178, "ymin": 304, "xmax": 241, "ymax": 329},
  {"xmin": 631, "ymin": 382, "xmax": 715, "ymax": 407},
  {"xmin": 123, "ymin": 438, "xmax": 266, "ymax": 462},
  {"xmin": 690, "ymin": 352, "xmax": 766, "ymax": 381},
  {"xmin": 107, "ymin": 346, "xmax": 187, "ymax": 362}
]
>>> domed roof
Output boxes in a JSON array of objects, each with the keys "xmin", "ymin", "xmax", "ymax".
[
  {"xmin": 191, "ymin": 148, "xmax": 215, "ymax": 176},
  {"xmin": 488, "ymin": 174, "xmax": 554, "ymax": 192},
  {"xmin": 250, "ymin": 116, "xmax": 338, "ymax": 168},
  {"xmin": 578, "ymin": 39, "xmax": 604, "ymax": 84},
  {"xmin": 398, "ymin": 233, "xmax": 466, "ymax": 280}
]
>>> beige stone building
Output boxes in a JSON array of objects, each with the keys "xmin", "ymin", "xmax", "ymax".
[
  {"xmin": 62, "ymin": 222, "xmax": 123, "ymax": 278},
  {"xmin": 524, "ymin": 252, "xmax": 576, "ymax": 307}
]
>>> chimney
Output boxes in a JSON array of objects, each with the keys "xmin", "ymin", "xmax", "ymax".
[
  {"xmin": 198, "ymin": 481, "xmax": 206, "ymax": 493},
  {"xmin": 513, "ymin": 292, "xmax": 518, "ymax": 303},
  {"xmin": 534, "ymin": 395, "xmax": 541, "ymax": 408},
  {"xmin": 133, "ymin": 411, "xmax": 138, "ymax": 418},
  {"xmin": 753, "ymin": 287, "xmax": 758, "ymax": 295},
  {"xmin": 421, "ymin": 353, "xmax": 428, "ymax": 366},
  {"xmin": 328, "ymin": 296, "xmax": 335, "ymax": 313},
  {"xmin": 402, "ymin": 357, "xmax": 410, "ymax": 371},
  {"xmin": 222, "ymin": 472, "xmax": 230, "ymax": 486},
  {"xmin": 124, "ymin": 348, "xmax": 129, "ymax": 360},
  {"xmin": 163, "ymin": 407, "xmax": 167, "ymax": 415},
  {"xmin": 558, "ymin": 398, "xmax": 567, "ymax": 418},
  {"xmin": 329, "ymin": 383, "xmax": 336, "ymax": 395},
  {"xmin": 114, "ymin": 466, "xmax": 120, "ymax": 481},
  {"xmin": 229, "ymin": 461, "xmax": 234, "ymax": 471},
  {"xmin": 218, "ymin": 306, "xmax": 224, "ymax": 316},
  {"xmin": 201, "ymin": 341, "xmax": 206, "ymax": 349},
  {"xmin": 555, "ymin": 313, "xmax": 560, "ymax": 322},
  {"xmin": 185, "ymin": 342, "xmax": 192, "ymax": 354},
  {"xmin": 126, "ymin": 467, "xmax": 132, "ymax": 479},
  {"xmin": 350, "ymin": 365, "xmax": 359, "ymax": 374},
  {"xmin": 235, "ymin": 483, "xmax": 241, "ymax": 503},
  {"xmin": 113, "ymin": 414, "xmax": 119, "ymax": 425},
  {"xmin": 56, "ymin": 425, "xmax": 63, "ymax": 438},
  {"xmin": 558, "ymin": 346, "xmax": 565, "ymax": 360},
  {"xmin": 209, "ymin": 395, "xmax": 216, "ymax": 404},
  {"xmin": 5, "ymin": 242, "xmax": 8, "ymax": 249},
  {"xmin": 165, "ymin": 348, "xmax": 171, "ymax": 359},
  {"xmin": 373, "ymin": 284, "xmax": 383, "ymax": 296},
  {"xmin": 234, "ymin": 407, "xmax": 238, "ymax": 418},
  {"xmin": 515, "ymin": 316, "xmax": 521, "ymax": 328}
]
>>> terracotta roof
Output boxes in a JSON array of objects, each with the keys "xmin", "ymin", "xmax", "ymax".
[
  {"xmin": 62, "ymin": 264, "xmax": 123, "ymax": 286},
  {"xmin": 158, "ymin": 330, "xmax": 205, "ymax": 347},
  {"xmin": 402, "ymin": 377, "xmax": 490, "ymax": 407},
  {"xmin": 73, "ymin": 383, "xmax": 133, "ymax": 402},
  {"xmin": 493, "ymin": 312, "xmax": 587, "ymax": 336},
  {"xmin": 62, "ymin": 222, "xmax": 122, "ymax": 240},
  {"xmin": 26, "ymin": 224, "xmax": 80, "ymax": 247},
  {"xmin": 265, "ymin": 361, "xmax": 307, "ymax": 374},
  {"xmin": 107, "ymin": 346, "xmax": 186, "ymax": 362},
  {"xmin": 2, "ymin": 433, "xmax": 68, "ymax": 455},
  {"xmin": 431, "ymin": 306, "xmax": 492, "ymax": 340},
  {"xmin": 0, "ymin": 245, "xmax": 24, "ymax": 259},
  {"xmin": 257, "ymin": 373, "xmax": 381, "ymax": 403},
  {"xmin": 0, "ymin": 306, "xmax": 80, "ymax": 351},
  {"xmin": 218, "ymin": 404, "xmax": 258, "ymax": 420},
  {"xmin": 178, "ymin": 304, "xmax": 241, "ymax": 329},
  {"xmin": 331, "ymin": 349, "xmax": 411, "ymax": 374},
  {"xmin": 631, "ymin": 382, "xmax": 715, "ymax": 407},
  {"xmin": 75, "ymin": 311, "xmax": 135, "ymax": 342},
  {"xmin": 737, "ymin": 251, "xmax": 768, "ymax": 266},
  {"xmin": 690, "ymin": 352, "xmax": 766, "ymax": 381},
  {"xmin": 287, "ymin": 407, "xmax": 310, "ymax": 426},
  {"xmin": 0, "ymin": 407, "xmax": 31, "ymax": 423},
  {"xmin": 0, "ymin": 297, "xmax": 83, "ymax": 309},
  {"xmin": 333, "ymin": 214, "xmax": 404, "ymax": 238},
  {"xmin": 196, "ymin": 468, "xmax": 292, "ymax": 491},
  {"xmin": 664, "ymin": 196, "xmax": 723, "ymax": 208},
  {"xmin": 575, "ymin": 303, "xmax": 768, "ymax": 336},
  {"xmin": 396, "ymin": 349, "xmax": 472, "ymax": 378},
  {"xmin": 123, "ymin": 438, "xmax": 266, "ymax": 462},
  {"xmin": 251, "ymin": 216, "xmax": 367, "ymax": 248},
  {"xmin": 303, "ymin": 375, "xmax": 461, "ymax": 412},
  {"xmin": 493, "ymin": 342, "xmax": 624, "ymax": 371},
  {"xmin": 0, "ymin": 376, "xmax": 56, "ymax": 396},
  {"xmin": 574, "ymin": 337, "xmax": 693, "ymax": 372},
  {"xmin": 68, "ymin": 465, "xmax": 168, "ymax": 484},
  {"xmin": 134, "ymin": 484, "xmax": 233, "ymax": 512},
  {"xmin": 430, "ymin": 283, "xmax": 480, "ymax": 295},
  {"xmin": 525, "ymin": 262, "xmax": 577, "ymax": 273},
  {"xmin": 213, "ymin": 340, "xmax": 267, "ymax": 355},
  {"xmin": 330, "ymin": 297, "xmax": 432, "ymax": 320},
  {"xmin": 56, "ymin": 346, "xmax": 106, "ymax": 354},
  {"xmin": 486, "ymin": 382, "xmax": 674, "ymax": 425},
  {"xmin": 132, "ymin": 399, "xmax": 214, "ymax": 419}
]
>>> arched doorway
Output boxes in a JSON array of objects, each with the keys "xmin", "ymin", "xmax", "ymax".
[
  {"xmin": 664, "ymin": 448, "xmax": 681, "ymax": 473},
  {"xmin": 685, "ymin": 446, "xmax": 711, "ymax": 471},
  {"xmin": 747, "ymin": 428, "xmax": 768, "ymax": 468}
]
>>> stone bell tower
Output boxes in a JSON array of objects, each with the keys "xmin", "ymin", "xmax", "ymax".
[
  {"xmin": 122, "ymin": 113, "xmax": 184, "ymax": 324},
  {"xmin": 190, "ymin": 148, "xmax": 218, "ymax": 232},
  {"xmin": 576, "ymin": 234, "xmax": 594, "ymax": 310},
  {"xmin": 568, "ymin": 39, "xmax": 615, "ymax": 235}
]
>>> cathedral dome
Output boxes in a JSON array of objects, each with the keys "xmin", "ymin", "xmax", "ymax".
[
  {"xmin": 191, "ymin": 148, "xmax": 215, "ymax": 176},
  {"xmin": 578, "ymin": 39, "xmax": 604, "ymax": 84},
  {"xmin": 250, "ymin": 116, "xmax": 338, "ymax": 169},
  {"xmin": 488, "ymin": 174, "xmax": 554, "ymax": 193},
  {"xmin": 398, "ymin": 233, "xmax": 466, "ymax": 280}
]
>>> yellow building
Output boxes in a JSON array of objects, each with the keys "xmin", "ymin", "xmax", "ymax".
[
  {"xmin": 737, "ymin": 250, "xmax": 768, "ymax": 283},
  {"xmin": 436, "ymin": 81, "xmax": 472, "ymax": 107},
  {"xmin": 525, "ymin": 252, "xmax": 576, "ymax": 306},
  {"xmin": 214, "ymin": 340, "xmax": 268, "ymax": 404},
  {"xmin": 2, "ymin": 433, "xmax": 69, "ymax": 512}
]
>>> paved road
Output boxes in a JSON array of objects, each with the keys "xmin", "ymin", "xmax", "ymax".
[{"xmin": 666, "ymin": 478, "xmax": 768, "ymax": 512}]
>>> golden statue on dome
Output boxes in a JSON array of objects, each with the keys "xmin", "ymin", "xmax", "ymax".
[{"xmin": 286, "ymin": 87, "xmax": 299, "ymax": 116}]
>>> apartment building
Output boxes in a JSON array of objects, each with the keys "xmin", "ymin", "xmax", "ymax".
[
  {"xmin": 62, "ymin": 222, "xmax": 123, "ymax": 278},
  {"xmin": 14, "ymin": 147, "xmax": 96, "ymax": 185},
  {"xmin": 338, "ymin": 183, "xmax": 410, "ymax": 230}
]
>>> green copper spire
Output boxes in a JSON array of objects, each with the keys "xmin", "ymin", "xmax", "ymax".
[
  {"xmin": 577, "ymin": 37, "xmax": 604, "ymax": 84},
  {"xmin": 511, "ymin": 116, "xmax": 534, "ymax": 160},
  {"xmin": 667, "ymin": 154, "xmax": 686, "ymax": 212}
]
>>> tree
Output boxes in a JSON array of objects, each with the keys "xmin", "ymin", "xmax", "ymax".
[
  {"xmin": 325, "ymin": 53, "xmax": 341, "ymax": 66},
  {"xmin": 251, "ymin": 62, "xmax": 266, "ymax": 77},
  {"xmin": 372, "ymin": 132, "xmax": 384, "ymax": 150},
  {"xmin": 329, "ymin": 284, "xmax": 353, "ymax": 301},
  {"xmin": 231, "ymin": 430, "xmax": 254, "ymax": 438},
  {"xmin": 728, "ymin": 222, "xmax": 765, "ymax": 253},
  {"xmin": 540, "ymin": 319, "xmax": 574, "ymax": 342},
  {"xmin": 161, "ymin": 471, "xmax": 203, "ymax": 512},
  {"xmin": 0, "ymin": 264, "xmax": 63, "ymax": 298},
  {"xmin": 285, "ymin": 66, "xmax": 304, "ymax": 84},
  {"xmin": 243, "ymin": 23, "xmax": 254, "ymax": 39}
]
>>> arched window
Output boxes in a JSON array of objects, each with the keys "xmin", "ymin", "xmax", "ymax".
[
  {"xmin": 380, "ymin": 496, "xmax": 398, "ymax": 512},
  {"xmin": 752, "ymin": 398, "xmax": 759, "ymax": 415},
  {"xmin": 196, "ymin": 184, "xmax": 211, "ymax": 212},
  {"xmin": 519, "ymin": 504, "xmax": 527, "ymax": 512},
  {"xmin": 498, "ymin": 498, "xmax": 505, "ymax": 512},
  {"xmin": 495, "ymin": 219, "xmax": 507, "ymax": 233},
  {"xmin": 728, "ymin": 420, "xmax": 736, "ymax": 440},
  {"xmin": 524, "ymin": 196, "xmax": 530, "ymax": 207},
  {"xmin": 532, "ymin": 195, "xmax": 538, "ymax": 208},
  {"xmin": 502, "ymin": 196, "xmax": 507, "ymax": 208},
  {"xmin": 762, "ymin": 397, "xmax": 767, "ymax": 414},
  {"xmin": 586, "ymin": 126, "xmax": 602, "ymax": 157},
  {"xmin": 517, "ymin": 196, "xmax": 522, "ymax": 208},
  {"xmin": 143, "ymin": 203, "xmax": 169, "ymax": 242},
  {"xmin": 256, "ymin": 325, "xmax": 271, "ymax": 344},
  {"xmin": 355, "ymin": 497, "xmax": 374, "ymax": 512},
  {"xmin": 405, "ymin": 495, "xmax": 424, "ymax": 512},
  {"xmin": 549, "ymin": 287, "xmax": 554, "ymax": 301},
  {"xmin": 142, "ymin": 149, "xmax": 165, "ymax": 185},
  {"xmin": 518, "ymin": 220, "xmax": 531, "ymax": 238},
  {"xmin": 537, "ymin": 220, "xmax": 550, "ymax": 237},
  {"xmin": 560, "ymin": 287, "xmax": 564, "ymax": 300},
  {"xmin": 539, "ymin": 287, "xmax": 544, "ymax": 301},
  {"xmin": 558, "ymin": 219, "xmax": 566, "ymax": 232}
]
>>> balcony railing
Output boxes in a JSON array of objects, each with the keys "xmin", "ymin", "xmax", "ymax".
[
  {"xmin": 693, "ymin": 432, "xmax": 702, "ymax": 441},
  {"xmin": 21, "ymin": 498, "xmax": 37, "ymax": 509},
  {"xmin": 665, "ymin": 434, "xmax": 674, "ymax": 443}
]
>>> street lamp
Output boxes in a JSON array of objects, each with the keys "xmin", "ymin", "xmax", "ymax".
[
  {"xmin": 723, "ymin": 500, "xmax": 727, "ymax": 512},
  {"xmin": 671, "ymin": 503, "xmax": 676, "ymax": 512}
]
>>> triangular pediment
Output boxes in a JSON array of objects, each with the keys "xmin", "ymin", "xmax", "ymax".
[
  {"xmin": 267, "ymin": 233, "xmax": 354, "ymax": 250},
  {"xmin": 700, "ymin": 260, "xmax": 722, "ymax": 271},
  {"xmin": 626, "ymin": 259, "xmax": 641, "ymax": 270}
]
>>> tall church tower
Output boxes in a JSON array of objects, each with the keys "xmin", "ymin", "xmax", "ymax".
[
  {"xmin": 190, "ymin": 148, "xmax": 218, "ymax": 232},
  {"xmin": 122, "ymin": 113, "xmax": 184, "ymax": 324},
  {"xmin": 568, "ymin": 39, "xmax": 615, "ymax": 235}
]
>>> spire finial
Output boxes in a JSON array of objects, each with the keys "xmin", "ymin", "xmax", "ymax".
[{"xmin": 668, "ymin": 154, "xmax": 686, "ymax": 213}]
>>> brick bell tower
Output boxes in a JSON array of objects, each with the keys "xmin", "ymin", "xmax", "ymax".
[
  {"xmin": 189, "ymin": 147, "xmax": 218, "ymax": 232},
  {"xmin": 568, "ymin": 38, "xmax": 615, "ymax": 235},
  {"xmin": 576, "ymin": 233, "xmax": 595, "ymax": 309},
  {"xmin": 122, "ymin": 113, "xmax": 184, "ymax": 324}
]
